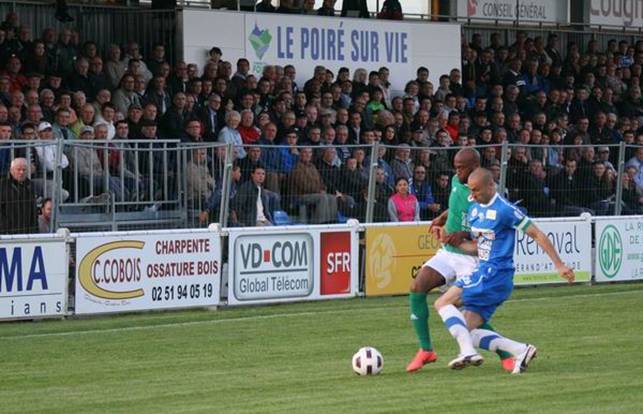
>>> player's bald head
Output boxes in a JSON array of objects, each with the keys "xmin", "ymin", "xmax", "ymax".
[
  {"xmin": 454, "ymin": 148, "xmax": 480, "ymax": 168},
  {"xmin": 454, "ymin": 147, "xmax": 481, "ymax": 184},
  {"xmin": 468, "ymin": 168, "xmax": 493, "ymax": 186},
  {"xmin": 468, "ymin": 168, "xmax": 496, "ymax": 204}
]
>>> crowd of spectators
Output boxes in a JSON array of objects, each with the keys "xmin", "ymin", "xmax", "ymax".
[{"xmin": 0, "ymin": 10, "xmax": 642, "ymax": 233}]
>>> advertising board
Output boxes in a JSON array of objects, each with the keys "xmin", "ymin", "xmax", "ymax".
[
  {"xmin": 181, "ymin": 9, "xmax": 461, "ymax": 94},
  {"xmin": 513, "ymin": 218, "xmax": 592, "ymax": 285},
  {"xmin": 0, "ymin": 236, "xmax": 68, "ymax": 320},
  {"xmin": 227, "ymin": 226, "xmax": 358, "ymax": 305},
  {"xmin": 595, "ymin": 216, "xmax": 643, "ymax": 282},
  {"xmin": 75, "ymin": 230, "xmax": 222, "ymax": 314},
  {"xmin": 364, "ymin": 223, "xmax": 440, "ymax": 296},
  {"xmin": 457, "ymin": 0, "xmax": 569, "ymax": 24}
]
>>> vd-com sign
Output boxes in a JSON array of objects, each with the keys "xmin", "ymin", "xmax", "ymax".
[{"xmin": 232, "ymin": 233, "xmax": 313, "ymax": 303}]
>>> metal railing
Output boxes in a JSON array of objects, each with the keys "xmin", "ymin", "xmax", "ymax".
[{"xmin": 4, "ymin": 140, "xmax": 641, "ymax": 234}]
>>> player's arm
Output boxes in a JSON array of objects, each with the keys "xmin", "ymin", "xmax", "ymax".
[
  {"xmin": 524, "ymin": 224, "xmax": 575, "ymax": 283},
  {"xmin": 429, "ymin": 209, "xmax": 449, "ymax": 239},
  {"xmin": 453, "ymin": 238, "xmax": 478, "ymax": 255},
  {"xmin": 441, "ymin": 230, "xmax": 471, "ymax": 247}
]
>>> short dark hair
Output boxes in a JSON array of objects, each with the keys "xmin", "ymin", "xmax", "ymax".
[{"xmin": 251, "ymin": 164, "xmax": 266, "ymax": 174}]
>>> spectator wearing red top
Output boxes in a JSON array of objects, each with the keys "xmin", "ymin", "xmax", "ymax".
[
  {"xmin": 238, "ymin": 109, "xmax": 260, "ymax": 144},
  {"xmin": 388, "ymin": 177, "xmax": 419, "ymax": 222},
  {"xmin": 2, "ymin": 56, "xmax": 26, "ymax": 92},
  {"xmin": 444, "ymin": 111, "xmax": 460, "ymax": 141}
]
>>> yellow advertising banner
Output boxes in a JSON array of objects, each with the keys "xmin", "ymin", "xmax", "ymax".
[{"xmin": 365, "ymin": 224, "xmax": 441, "ymax": 296}]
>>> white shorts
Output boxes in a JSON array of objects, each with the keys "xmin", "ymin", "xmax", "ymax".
[{"xmin": 422, "ymin": 249, "xmax": 478, "ymax": 291}]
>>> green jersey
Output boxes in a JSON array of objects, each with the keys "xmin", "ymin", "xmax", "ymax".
[{"xmin": 443, "ymin": 175, "xmax": 472, "ymax": 254}]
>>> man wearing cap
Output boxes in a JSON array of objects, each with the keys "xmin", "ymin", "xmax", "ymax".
[
  {"xmin": 34, "ymin": 121, "xmax": 69, "ymax": 200},
  {"xmin": 70, "ymin": 124, "xmax": 126, "ymax": 201}
]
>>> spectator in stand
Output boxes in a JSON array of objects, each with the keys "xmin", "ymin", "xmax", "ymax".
[
  {"xmin": 520, "ymin": 159, "xmax": 555, "ymax": 217},
  {"xmin": 287, "ymin": 147, "xmax": 338, "ymax": 224},
  {"xmin": 38, "ymin": 197, "xmax": 53, "ymax": 233},
  {"xmin": 0, "ymin": 157, "xmax": 38, "ymax": 234},
  {"xmin": 34, "ymin": 121, "xmax": 69, "ymax": 200},
  {"xmin": 185, "ymin": 147, "xmax": 215, "ymax": 209},
  {"xmin": 256, "ymin": 0, "xmax": 276, "ymax": 12},
  {"xmin": 160, "ymin": 92, "xmax": 188, "ymax": 139},
  {"xmin": 409, "ymin": 165, "xmax": 440, "ymax": 219},
  {"xmin": 388, "ymin": 177, "xmax": 419, "ymax": 222},
  {"xmin": 377, "ymin": 0, "xmax": 402, "ymax": 20},
  {"xmin": 112, "ymin": 73, "xmax": 140, "ymax": 115},
  {"xmin": 238, "ymin": 109, "xmax": 260, "ymax": 144},
  {"xmin": 182, "ymin": 118, "xmax": 203, "ymax": 143},
  {"xmin": 317, "ymin": 0, "xmax": 336, "ymax": 16},
  {"xmin": 199, "ymin": 93, "xmax": 224, "ymax": 142},
  {"xmin": 550, "ymin": 158, "xmax": 592, "ymax": 216},
  {"xmin": 585, "ymin": 160, "xmax": 615, "ymax": 215},
  {"xmin": 625, "ymin": 147, "xmax": 643, "ymax": 190},
  {"xmin": 218, "ymin": 110, "xmax": 246, "ymax": 159},
  {"xmin": 233, "ymin": 165, "xmax": 274, "ymax": 226},
  {"xmin": 70, "ymin": 103, "xmax": 95, "ymax": 138},
  {"xmin": 390, "ymin": 144, "xmax": 413, "ymax": 181}
]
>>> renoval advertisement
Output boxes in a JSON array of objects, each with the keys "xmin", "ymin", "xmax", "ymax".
[
  {"xmin": 458, "ymin": 0, "xmax": 570, "ymax": 24},
  {"xmin": 588, "ymin": 0, "xmax": 643, "ymax": 28},
  {"xmin": 75, "ymin": 230, "xmax": 221, "ymax": 314},
  {"xmin": 227, "ymin": 226, "xmax": 359, "ymax": 305},
  {"xmin": 513, "ymin": 218, "xmax": 591, "ymax": 285},
  {"xmin": 181, "ymin": 9, "xmax": 461, "ymax": 94},
  {"xmin": 0, "ymin": 236, "xmax": 68, "ymax": 320},
  {"xmin": 595, "ymin": 216, "xmax": 643, "ymax": 282}
]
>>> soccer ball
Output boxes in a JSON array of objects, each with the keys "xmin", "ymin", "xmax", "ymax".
[{"xmin": 352, "ymin": 347, "xmax": 383, "ymax": 375}]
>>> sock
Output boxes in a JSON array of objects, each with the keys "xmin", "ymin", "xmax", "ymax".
[
  {"xmin": 471, "ymin": 329, "xmax": 528, "ymax": 356},
  {"xmin": 409, "ymin": 292, "xmax": 432, "ymax": 351},
  {"xmin": 480, "ymin": 322, "xmax": 513, "ymax": 360},
  {"xmin": 438, "ymin": 304, "xmax": 477, "ymax": 356}
]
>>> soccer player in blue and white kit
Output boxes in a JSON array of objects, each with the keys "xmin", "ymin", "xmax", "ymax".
[{"xmin": 435, "ymin": 168, "xmax": 575, "ymax": 374}]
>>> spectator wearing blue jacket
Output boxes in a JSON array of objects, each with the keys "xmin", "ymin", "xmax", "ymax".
[
  {"xmin": 519, "ymin": 60, "xmax": 548, "ymax": 96},
  {"xmin": 279, "ymin": 129, "xmax": 300, "ymax": 174},
  {"xmin": 409, "ymin": 165, "xmax": 441, "ymax": 219}
]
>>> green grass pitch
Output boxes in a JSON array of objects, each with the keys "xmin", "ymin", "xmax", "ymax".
[{"xmin": 1, "ymin": 283, "xmax": 643, "ymax": 413}]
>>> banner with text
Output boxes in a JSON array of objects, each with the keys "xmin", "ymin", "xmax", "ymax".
[
  {"xmin": 227, "ymin": 226, "xmax": 359, "ymax": 306},
  {"xmin": 594, "ymin": 216, "xmax": 643, "ymax": 282},
  {"xmin": 0, "ymin": 237, "xmax": 68, "ymax": 320},
  {"xmin": 513, "ymin": 218, "xmax": 591, "ymax": 285},
  {"xmin": 458, "ymin": 0, "xmax": 569, "ymax": 24},
  {"xmin": 75, "ymin": 230, "xmax": 221, "ymax": 314},
  {"xmin": 588, "ymin": 0, "xmax": 643, "ymax": 28},
  {"xmin": 365, "ymin": 223, "xmax": 440, "ymax": 296},
  {"xmin": 181, "ymin": 9, "xmax": 461, "ymax": 93}
]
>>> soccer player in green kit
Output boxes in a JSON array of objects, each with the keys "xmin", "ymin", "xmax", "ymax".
[{"xmin": 406, "ymin": 148, "xmax": 514, "ymax": 373}]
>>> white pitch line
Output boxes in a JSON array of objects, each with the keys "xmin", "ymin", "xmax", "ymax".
[{"xmin": 1, "ymin": 289, "xmax": 640, "ymax": 340}]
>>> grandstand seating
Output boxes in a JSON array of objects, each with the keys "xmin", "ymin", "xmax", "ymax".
[{"xmin": 0, "ymin": 4, "xmax": 641, "ymax": 234}]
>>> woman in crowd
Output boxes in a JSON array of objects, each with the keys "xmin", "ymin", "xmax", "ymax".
[
  {"xmin": 388, "ymin": 176, "xmax": 419, "ymax": 222},
  {"xmin": 238, "ymin": 109, "xmax": 261, "ymax": 144}
]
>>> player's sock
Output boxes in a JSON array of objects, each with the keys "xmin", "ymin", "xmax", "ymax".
[
  {"xmin": 409, "ymin": 292, "xmax": 432, "ymax": 351},
  {"xmin": 479, "ymin": 322, "xmax": 513, "ymax": 360},
  {"xmin": 438, "ymin": 304, "xmax": 477, "ymax": 356},
  {"xmin": 471, "ymin": 329, "xmax": 528, "ymax": 356}
]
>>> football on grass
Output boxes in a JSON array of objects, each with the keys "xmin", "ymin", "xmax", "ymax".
[{"xmin": 352, "ymin": 347, "xmax": 383, "ymax": 375}]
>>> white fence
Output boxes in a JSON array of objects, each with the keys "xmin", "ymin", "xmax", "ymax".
[{"xmin": 1, "ymin": 215, "xmax": 641, "ymax": 321}]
